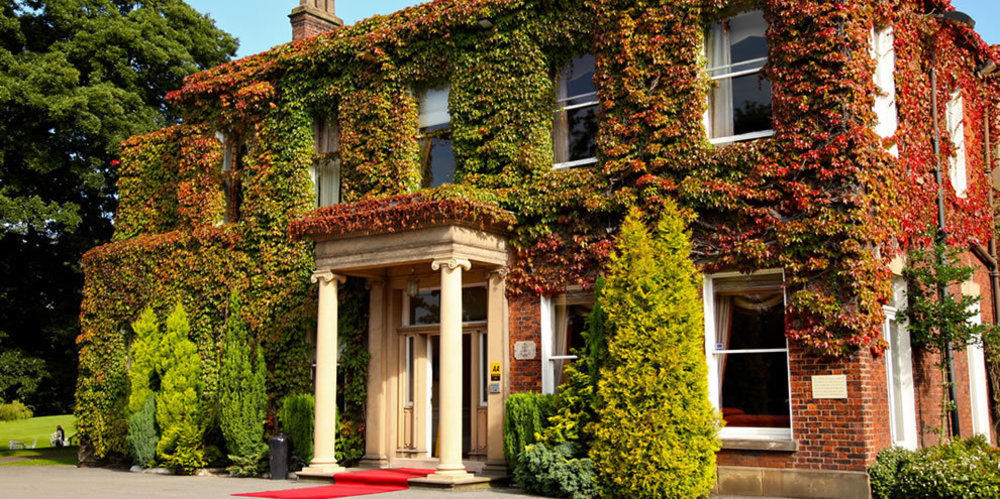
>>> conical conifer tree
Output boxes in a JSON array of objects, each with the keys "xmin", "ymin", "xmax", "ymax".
[
  {"xmin": 590, "ymin": 204, "xmax": 720, "ymax": 497},
  {"xmin": 219, "ymin": 291, "xmax": 267, "ymax": 474}
]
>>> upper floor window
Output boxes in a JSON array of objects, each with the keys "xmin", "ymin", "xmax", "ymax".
[
  {"xmin": 418, "ymin": 86, "xmax": 454, "ymax": 187},
  {"xmin": 946, "ymin": 90, "xmax": 967, "ymax": 198},
  {"xmin": 705, "ymin": 10, "xmax": 773, "ymax": 145},
  {"xmin": 553, "ymin": 54, "xmax": 598, "ymax": 169},
  {"xmin": 220, "ymin": 135, "xmax": 245, "ymax": 223},
  {"xmin": 703, "ymin": 270, "xmax": 791, "ymax": 440},
  {"xmin": 313, "ymin": 115, "xmax": 341, "ymax": 207},
  {"xmin": 871, "ymin": 26, "xmax": 898, "ymax": 156}
]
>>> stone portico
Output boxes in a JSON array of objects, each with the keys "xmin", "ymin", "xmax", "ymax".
[{"xmin": 298, "ymin": 221, "xmax": 510, "ymax": 485}]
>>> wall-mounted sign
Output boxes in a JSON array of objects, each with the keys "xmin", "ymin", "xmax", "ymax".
[
  {"xmin": 811, "ymin": 374, "xmax": 848, "ymax": 399},
  {"xmin": 489, "ymin": 383, "xmax": 501, "ymax": 394},
  {"xmin": 514, "ymin": 341, "xmax": 536, "ymax": 360},
  {"xmin": 490, "ymin": 362, "xmax": 502, "ymax": 381}
]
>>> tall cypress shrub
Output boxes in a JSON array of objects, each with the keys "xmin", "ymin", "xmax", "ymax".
[
  {"xmin": 155, "ymin": 303, "xmax": 205, "ymax": 472},
  {"xmin": 279, "ymin": 393, "xmax": 315, "ymax": 465},
  {"xmin": 590, "ymin": 205, "xmax": 720, "ymax": 497},
  {"xmin": 219, "ymin": 292, "xmax": 268, "ymax": 475},
  {"xmin": 126, "ymin": 307, "xmax": 161, "ymax": 466}
]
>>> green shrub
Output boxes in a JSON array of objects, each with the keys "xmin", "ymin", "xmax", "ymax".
[
  {"xmin": 503, "ymin": 392, "xmax": 556, "ymax": 468},
  {"xmin": 514, "ymin": 441, "xmax": 597, "ymax": 498},
  {"xmin": 869, "ymin": 437, "xmax": 1000, "ymax": 498},
  {"xmin": 279, "ymin": 393, "xmax": 314, "ymax": 466},
  {"xmin": 0, "ymin": 400, "xmax": 32, "ymax": 421},
  {"xmin": 127, "ymin": 307, "xmax": 159, "ymax": 416},
  {"xmin": 590, "ymin": 206, "xmax": 721, "ymax": 497},
  {"xmin": 219, "ymin": 292, "xmax": 268, "ymax": 476},
  {"xmin": 126, "ymin": 394, "xmax": 158, "ymax": 467},
  {"xmin": 155, "ymin": 304, "xmax": 205, "ymax": 472}
]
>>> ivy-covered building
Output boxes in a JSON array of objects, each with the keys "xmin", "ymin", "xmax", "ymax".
[{"xmin": 77, "ymin": 0, "xmax": 1000, "ymax": 496}]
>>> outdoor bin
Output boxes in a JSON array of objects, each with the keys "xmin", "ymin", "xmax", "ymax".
[{"xmin": 269, "ymin": 433, "xmax": 289, "ymax": 480}]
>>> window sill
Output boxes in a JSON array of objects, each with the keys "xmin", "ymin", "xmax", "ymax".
[
  {"xmin": 553, "ymin": 157, "xmax": 598, "ymax": 170},
  {"xmin": 721, "ymin": 437, "xmax": 797, "ymax": 452},
  {"xmin": 709, "ymin": 129, "xmax": 776, "ymax": 146}
]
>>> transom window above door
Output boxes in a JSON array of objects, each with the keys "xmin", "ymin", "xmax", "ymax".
[
  {"xmin": 705, "ymin": 10, "xmax": 774, "ymax": 145},
  {"xmin": 417, "ymin": 86, "xmax": 455, "ymax": 187},
  {"xmin": 553, "ymin": 54, "xmax": 598, "ymax": 169},
  {"xmin": 406, "ymin": 285, "xmax": 487, "ymax": 326}
]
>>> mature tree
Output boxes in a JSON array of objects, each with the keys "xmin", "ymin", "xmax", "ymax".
[{"xmin": 0, "ymin": 0, "xmax": 236, "ymax": 414}]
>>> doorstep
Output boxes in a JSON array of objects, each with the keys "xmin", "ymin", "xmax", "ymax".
[{"xmin": 408, "ymin": 474, "xmax": 494, "ymax": 490}]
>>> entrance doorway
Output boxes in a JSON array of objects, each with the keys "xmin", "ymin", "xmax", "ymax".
[{"xmin": 428, "ymin": 332, "xmax": 485, "ymax": 458}]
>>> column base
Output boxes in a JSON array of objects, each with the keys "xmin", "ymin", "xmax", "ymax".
[
  {"xmin": 410, "ymin": 469, "xmax": 491, "ymax": 488},
  {"xmin": 359, "ymin": 455, "xmax": 390, "ymax": 468},
  {"xmin": 298, "ymin": 461, "xmax": 346, "ymax": 479}
]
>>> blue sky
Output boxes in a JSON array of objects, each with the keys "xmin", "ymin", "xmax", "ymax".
[{"xmin": 186, "ymin": 0, "xmax": 999, "ymax": 59}]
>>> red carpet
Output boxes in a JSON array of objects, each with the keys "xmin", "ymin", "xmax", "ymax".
[{"xmin": 234, "ymin": 468, "xmax": 434, "ymax": 499}]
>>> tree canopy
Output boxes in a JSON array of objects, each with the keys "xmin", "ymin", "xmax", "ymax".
[{"xmin": 0, "ymin": 0, "xmax": 236, "ymax": 413}]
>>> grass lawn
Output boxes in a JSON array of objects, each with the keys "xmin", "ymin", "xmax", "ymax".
[
  {"xmin": 0, "ymin": 446, "xmax": 77, "ymax": 466},
  {"xmin": 0, "ymin": 414, "xmax": 75, "ymax": 450}
]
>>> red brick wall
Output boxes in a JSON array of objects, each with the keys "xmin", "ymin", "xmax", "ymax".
[
  {"xmin": 717, "ymin": 343, "xmax": 892, "ymax": 471},
  {"xmin": 508, "ymin": 293, "xmax": 542, "ymax": 393},
  {"xmin": 290, "ymin": 13, "xmax": 339, "ymax": 41}
]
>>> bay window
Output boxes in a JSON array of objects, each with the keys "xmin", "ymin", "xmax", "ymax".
[
  {"xmin": 553, "ymin": 55, "xmax": 598, "ymax": 169},
  {"xmin": 705, "ymin": 10, "xmax": 773, "ymax": 145},
  {"xmin": 703, "ymin": 271, "xmax": 791, "ymax": 440},
  {"xmin": 417, "ymin": 86, "xmax": 455, "ymax": 187}
]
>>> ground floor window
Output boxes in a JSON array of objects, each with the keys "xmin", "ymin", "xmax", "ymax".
[
  {"xmin": 704, "ymin": 271, "xmax": 792, "ymax": 439},
  {"xmin": 884, "ymin": 277, "xmax": 918, "ymax": 449},
  {"xmin": 541, "ymin": 290, "xmax": 593, "ymax": 394}
]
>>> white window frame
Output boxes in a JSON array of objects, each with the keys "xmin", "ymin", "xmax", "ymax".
[
  {"xmin": 883, "ymin": 293, "xmax": 918, "ymax": 449},
  {"xmin": 553, "ymin": 56, "xmax": 599, "ymax": 170},
  {"xmin": 870, "ymin": 26, "xmax": 899, "ymax": 157},
  {"xmin": 703, "ymin": 10, "xmax": 775, "ymax": 146},
  {"xmin": 703, "ymin": 269, "xmax": 793, "ymax": 441},
  {"xmin": 946, "ymin": 90, "xmax": 968, "ymax": 198},
  {"xmin": 967, "ymin": 303, "xmax": 992, "ymax": 442}
]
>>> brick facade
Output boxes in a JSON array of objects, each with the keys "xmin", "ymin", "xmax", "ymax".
[{"xmin": 507, "ymin": 293, "xmax": 542, "ymax": 393}]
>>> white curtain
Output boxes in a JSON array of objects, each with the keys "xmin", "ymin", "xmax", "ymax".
[
  {"xmin": 708, "ymin": 22, "xmax": 733, "ymax": 139},
  {"xmin": 714, "ymin": 295, "xmax": 734, "ymax": 381}
]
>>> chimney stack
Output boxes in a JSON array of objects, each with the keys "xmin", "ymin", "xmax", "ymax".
[{"xmin": 290, "ymin": 0, "xmax": 343, "ymax": 41}]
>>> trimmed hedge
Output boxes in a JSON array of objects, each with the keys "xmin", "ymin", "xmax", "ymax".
[
  {"xmin": 514, "ymin": 441, "xmax": 597, "ymax": 499},
  {"xmin": 869, "ymin": 437, "xmax": 1000, "ymax": 498}
]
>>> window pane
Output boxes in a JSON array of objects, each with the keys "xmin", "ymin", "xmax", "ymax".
[
  {"xmin": 409, "ymin": 286, "xmax": 488, "ymax": 325},
  {"xmin": 560, "ymin": 54, "xmax": 595, "ymax": 102},
  {"xmin": 406, "ymin": 336, "xmax": 415, "ymax": 405},
  {"xmin": 418, "ymin": 87, "xmax": 450, "ymax": 128},
  {"xmin": 566, "ymin": 105, "xmax": 598, "ymax": 162},
  {"xmin": 728, "ymin": 11, "xmax": 768, "ymax": 64},
  {"xmin": 420, "ymin": 130, "xmax": 455, "ymax": 187},
  {"xmin": 720, "ymin": 351, "xmax": 790, "ymax": 428},
  {"xmin": 481, "ymin": 335, "xmax": 488, "ymax": 404},
  {"xmin": 731, "ymin": 73, "xmax": 772, "ymax": 136}
]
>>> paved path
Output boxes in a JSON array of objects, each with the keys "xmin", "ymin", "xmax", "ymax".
[{"xmin": 0, "ymin": 466, "xmax": 538, "ymax": 499}]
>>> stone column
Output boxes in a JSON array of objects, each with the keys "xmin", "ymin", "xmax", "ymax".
[
  {"xmin": 362, "ymin": 278, "xmax": 388, "ymax": 467},
  {"xmin": 428, "ymin": 258, "xmax": 472, "ymax": 480},
  {"xmin": 484, "ymin": 268, "xmax": 508, "ymax": 470},
  {"xmin": 301, "ymin": 270, "xmax": 346, "ymax": 477}
]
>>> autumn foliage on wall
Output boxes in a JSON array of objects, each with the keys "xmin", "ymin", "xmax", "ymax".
[{"xmin": 77, "ymin": 0, "xmax": 998, "ymax": 458}]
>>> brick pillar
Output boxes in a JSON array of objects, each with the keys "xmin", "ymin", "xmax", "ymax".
[{"xmin": 289, "ymin": 0, "xmax": 343, "ymax": 41}]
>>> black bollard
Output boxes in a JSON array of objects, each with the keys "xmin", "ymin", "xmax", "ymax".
[{"xmin": 268, "ymin": 433, "xmax": 289, "ymax": 480}]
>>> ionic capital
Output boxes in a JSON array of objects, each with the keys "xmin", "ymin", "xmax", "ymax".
[
  {"xmin": 488, "ymin": 267, "xmax": 509, "ymax": 281},
  {"xmin": 431, "ymin": 258, "xmax": 471, "ymax": 272},
  {"xmin": 311, "ymin": 269, "xmax": 346, "ymax": 285}
]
